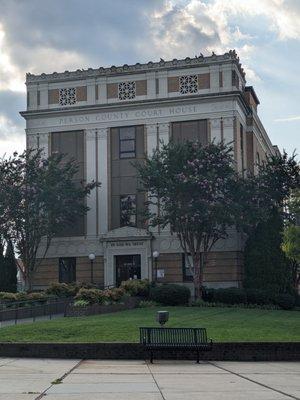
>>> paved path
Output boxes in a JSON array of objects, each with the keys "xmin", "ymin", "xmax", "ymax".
[{"xmin": 0, "ymin": 358, "xmax": 299, "ymax": 399}]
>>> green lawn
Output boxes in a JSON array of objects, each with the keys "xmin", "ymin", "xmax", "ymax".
[{"xmin": 0, "ymin": 307, "xmax": 299, "ymax": 342}]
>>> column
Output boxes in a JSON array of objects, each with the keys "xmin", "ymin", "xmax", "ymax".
[
  {"xmin": 210, "ymin": 118, "xmax": 222, "ymax": 143},
  {"xmin": 97, "ymin": 77, "xmax": 107, "ymax": 104},
  {"xmin": 39, "ymin": 83, "xmax": 48, "ymax": 108},
  {"xmin": 221, "ymin": 64, "xmax": 232, "ymax": 92},
  {"xmin": 86, "ymin": 78, "xmax": 96, "ymax": 104},
  {"xmin": 223, "ymin": 117, "xmax": 234, "ymax": 145},
  {"xmin": 146, "ymin": 72, "xmax": 156, "ymax": 99},
  {"xmin": 38, "ymin": 133, "xmax": 49, "ymax": 158},
  {"xmin": 27, "ymin": 84, "xmax": 38, "ymax": 110},
  {"xmin": 209, "ymin": 65, "xmax": 219, "ymax": 93},
  {"xmin": 158, "ymin": 122, "xmax": 169, "ymax": 147},
  {"xmin": 146, "ymin": 124, "xmax": 159, "ymax": 234},
  {"xmin": 97, "ymin": 127, "xmax": 108, "ymax": 234},
  {"xmin": 27, "ymin": 133, "xmax": 38, "ymax": 150},
  {"xmin": 85, "ymin": 129, "xmax": 97, "ymax": 236},
  {"xmin": 157, "ymin": 71, "xmax": 168, "ymax": 98}
]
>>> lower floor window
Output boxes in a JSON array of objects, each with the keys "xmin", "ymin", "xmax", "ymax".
[
  {"xmin": 59, "ymin": 257, "xmax": 76, "ymax": 283},
  {"xmin": 120, "ymin": 194, "xmax": 137, "ymax": 227},
  {"xmin": 182, "ymin": 253, "xmax": 194, "ymax": 282}
]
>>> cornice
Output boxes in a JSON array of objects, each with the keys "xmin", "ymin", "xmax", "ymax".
[
  {"xmin": 20, "ymin": 90, "xmax": 250, "ymax": 120},
  {"xmin": 26, "ymin": 50, "xmax": 245, "ymax": 85}
]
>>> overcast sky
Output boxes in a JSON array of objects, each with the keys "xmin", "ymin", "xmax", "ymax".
[{"xmin": 0, "ymin": 0, "xmax": 299, "ymax": 157}]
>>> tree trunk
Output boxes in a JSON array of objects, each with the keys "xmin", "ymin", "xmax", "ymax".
[{"xmin": 193, "ymin": 253, "xmax": 204, "ymax": 299}]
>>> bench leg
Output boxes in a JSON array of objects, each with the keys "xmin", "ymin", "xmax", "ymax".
[
  {"xmin": 196, "ymin": 350, "xmax": 200, "ymax": 364},
  {"xmin": 150, "ymin": 351, "xmax": 153, "ymax": 364}
]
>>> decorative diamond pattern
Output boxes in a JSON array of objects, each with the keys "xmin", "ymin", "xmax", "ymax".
[
  {"xmin": 118, "ymin": 81, "xmax": 136, "ymax": 100},
  {"xmin": 179, "ymin": 75, "xmax": 198, "ymax": 94},
  {"xmin": 59, "ymin": 88, "xmax": 76, "ymax": 106}
]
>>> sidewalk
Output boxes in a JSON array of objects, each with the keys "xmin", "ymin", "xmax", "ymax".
[{"xmin": 0, "ymin": 358, "xmax": 299, "ymax": 399}]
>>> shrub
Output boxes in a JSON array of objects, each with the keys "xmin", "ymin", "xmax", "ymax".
[
  {"xmin": 273, "ymin": 293, "xmax": 296, "ymax": 310},
  {"xmin": 202, "ymin": 288, "xmax": 215, "ymax": 302},
  {"xmin": 74, "ymin": 288, "xmax": 104, "ymax": 305},
  {"xmin": 121, "ymin": 279, "xmax": 150, "ymax": 297},
  {"xmin": 214, "ymin": 288, "xmax": 247, "ymax": 305},
  {"xmin": 150, "ymin": 284, "xmax": 190, "ymax": 306},
  {"xmin": 73, "ymin": 299, "xmax": 89, "ymax": 308},
  {"xmin": 246, "ymin": 289, "xmax": 271, "ymax": 305},
  {"xmin": 45, "ymin": 283, "xmax": 77, "ymax": 298},
  {"xmin": 0, "ymin": 292, "xmax": 17, "ymax": 301},
  {"xmin": 103, "ymin": 288, "xmax": 125, "ymax": 303}
]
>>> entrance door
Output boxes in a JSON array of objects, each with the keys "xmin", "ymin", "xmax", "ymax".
[{"xmin": 115, "ymin": 254, "xmax": 141, "ymax": 286}]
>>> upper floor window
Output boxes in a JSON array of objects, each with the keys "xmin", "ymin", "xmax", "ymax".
[
  {"xmin": 118, "ymin": 81, "xmax": 136, "ymax": 100},
  {"xmin": 179, "ymin": 75, "xmax": 198, "ymax": 94},
  {"xmin": 119, "ymin": 127, "xmax": 136, "ymax": 158},
  {"xmin": 120, "ymin": 194, "xmax": 136, "ymax": 227}
]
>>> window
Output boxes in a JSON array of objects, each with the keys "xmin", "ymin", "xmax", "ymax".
[
  {"xmin": 119, "ymin": 127, "xmax": 136, "ymax": 158},
  {"xmin": 59, "ymin": 257, "xmax": 76, "ymax": 283},
  {"xmin": 120, "ymin": 195, "xmax": 136, "ymax": 227},
  {"xmin": 182, "ymin": 254, "xmax": 193, "ymax": 282}
]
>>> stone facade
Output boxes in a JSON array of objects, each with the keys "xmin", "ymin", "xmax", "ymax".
[{"xmin": 21, "ymin": 50, "xmax": 276, "ymax": 290}]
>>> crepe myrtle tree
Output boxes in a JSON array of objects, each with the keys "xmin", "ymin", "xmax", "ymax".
[
  {"xmin": 136, "ymin": 140, "xmax": 242, "ymax": 298},
  {"xmin": 0, "ymin": 149, "xmax": 99, "ymax": 290},
  {"xmin": 136, "ymin": 141, "xmax": 300, "ymax": 298}
]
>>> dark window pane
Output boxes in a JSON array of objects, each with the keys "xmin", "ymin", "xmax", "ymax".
[
  {"xmin": 120, "ymin": 127, "xmax": 135, "ymax": 140},
  {"xmin": 59, "ymin": 257, "xmax": 76, "ymax": 283},
  {"xmin": 120, "ymin": 194, "xmax": 136, "ymax": 226},
  {"xmin": 120, "ymin": 139, "xmax": 135, "ymax": 152}
]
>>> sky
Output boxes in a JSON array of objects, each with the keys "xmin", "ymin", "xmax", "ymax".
[{"xmin": 0, "ymin": 0, "xmax": 299, "ymax": 157}]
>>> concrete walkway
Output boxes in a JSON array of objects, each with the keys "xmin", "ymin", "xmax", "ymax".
[{"xmin": 0, "ymin": 358, "xmax": 299, "ymax": 399}]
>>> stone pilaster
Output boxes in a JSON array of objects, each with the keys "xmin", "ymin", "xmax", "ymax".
[
  {"xmin": 39, "ymin": 83, "xmax": 48, "ymax": 108},
  {"xmin": 210, "ymin": 118, "xmax": 222, "ymax": 143},
  {"xmin": 158, "ymin": 122, "xmax": 169, "ymax": 147},
  {"xmin": 97, "ymin": 127, "xmax": 108, "ymax": 234},
  {"xmin": 85, "ymin": 129, "xmax": 97, "ymax": 236}
]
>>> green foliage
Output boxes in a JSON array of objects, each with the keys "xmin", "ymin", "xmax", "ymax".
[
  {"xmin": 150, "ymin": 284, "xmax": 191, "ymax": 306},
  {"xmin": 74, "ymin": 287, "xmax": 126, "ymax": 305},
  {"xmin": 0, "ymin": 239, "xmax": 17, "ymax": 293},
  {"xmin": 45, "ymin": 283, "xmax": 78, "ymax": 298},
  {"xmin": 245, "ymin": 289, "xmax": 270, "ymax": 305},
  {"xmin": 0, "ymin": 149, "xmax": 99, "ymax": 288},
  {"xmin": 73, "ymin": 299, "xmax": 90, "ymax": 308},
  {"xmin": 120, "ymin": 279, "xmax": 150, "ymax": 297},
  {"xmin": 244, "ymin": 209, "xmax": 294, "ymax": 294},
  {"xmin": 214, "ymin": 288, "xmax": 247, "ymax": 305},
  {"xmin": 282, "ymin": 224, "xmax": 300, "ymax": 264},
  {"xmin": 273, "ymin": 293, "xmax": 296, "ymax": 310}
]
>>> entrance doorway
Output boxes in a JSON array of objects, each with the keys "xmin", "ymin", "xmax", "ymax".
[{"xmin": 115, "ymin": 254, "xmax": 141, "ymax": 286}]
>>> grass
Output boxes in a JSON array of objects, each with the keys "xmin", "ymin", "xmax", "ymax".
[{"xmin": 0, "ymin": 306, "xmax": 299, "ymax": 343}]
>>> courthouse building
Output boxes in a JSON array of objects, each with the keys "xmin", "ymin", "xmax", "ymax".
[{"xmin": 21, "ymin": 50, "xmax": 277, "ymax": 290}]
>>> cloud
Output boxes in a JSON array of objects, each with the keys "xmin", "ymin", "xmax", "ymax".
[{"xmin": 275, "ymin": 115, "xmax": 300, "ymax": 122}]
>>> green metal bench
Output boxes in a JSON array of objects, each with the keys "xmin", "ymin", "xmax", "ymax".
[{"xmin": 140, "ymin": 327, "xmax": 213, "ymax": 363}]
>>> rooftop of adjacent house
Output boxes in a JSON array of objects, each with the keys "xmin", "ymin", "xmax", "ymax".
[{"xmin": 26, "ymin": 49, "xmax": 245, "ymax": 84}]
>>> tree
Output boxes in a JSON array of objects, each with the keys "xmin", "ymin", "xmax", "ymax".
[
  {"xmin": 136, "ymin": 141, "xmax": 300, "ymax": 298},
  {"xmin": 0, "ymin": 238, "xmax": 17, "ymax": 292},
  {"xmin": 136, "ymin": 140, "xmax": 241, "ymax": 297},
  {"xmin": 244, "ymin": 209, "xmax": 294, "ymax": 294},
  {"xmin": 282, "ymin": 188, "xmax": 300, "ymax": 289},
  {"xmin": 0, "ymin": 149, "xmax": 99, "ymax": 289}
]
